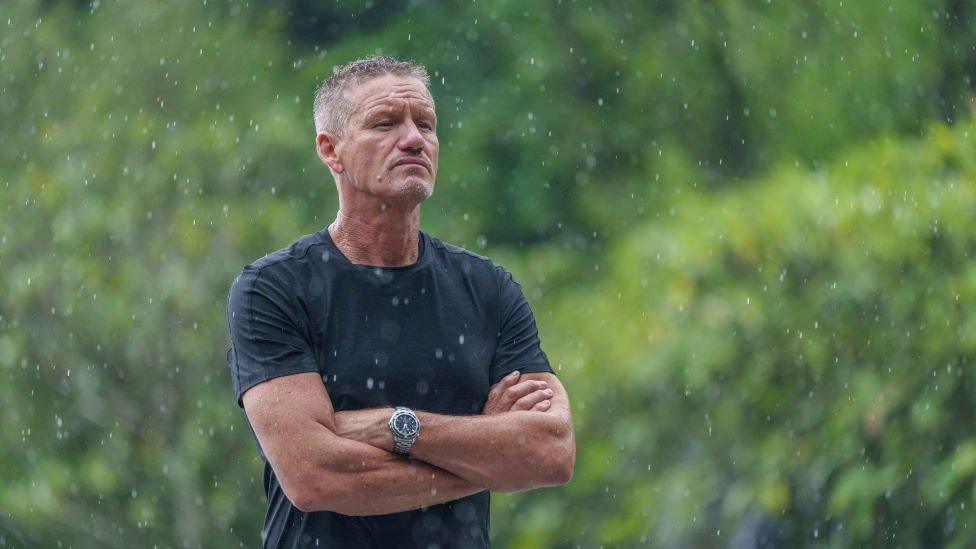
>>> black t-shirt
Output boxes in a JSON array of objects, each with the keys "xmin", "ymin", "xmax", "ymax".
[{"xmin": 225, "ymin": 227, "xmax": 554, "ymax": 548}]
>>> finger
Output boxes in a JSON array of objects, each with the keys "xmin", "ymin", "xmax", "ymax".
[
  {"xmin": 486, "ymin": 371, "xmax": 521, "ymax": 401},
  {"xmin": 530, "ymin": 400, "xmax": 551, "ymax": 411},
  {"xmin": 484, "ymin": 372, "xmax": 521, "ymax": 413},
  {"xmin": 498, "ymin": 380, "xmax": 549, "ymax": 410},
  {"xmin": 512, "ymin": 388, "xmax": 554, "ymax": 411},
  {"xmin": 498, "ymin": 380, "xmax": 548, "ymax": 409}
]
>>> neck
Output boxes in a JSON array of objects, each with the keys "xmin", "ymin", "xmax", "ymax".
[{"xmin": 328, "ymin": 203, "xmax": 421, "ymax": 267}]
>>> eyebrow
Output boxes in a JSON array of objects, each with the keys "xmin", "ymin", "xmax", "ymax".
[
  {"xmin": 414, "ymin": 110, "xmax": 437, "ymax": 124},
  {"xmin": 363, "ymin": 108, "xmax": 394, "ymax": 121},
  {"xmin": 362, "ymin": 105, "xmax": 437, "ymax": 123}
]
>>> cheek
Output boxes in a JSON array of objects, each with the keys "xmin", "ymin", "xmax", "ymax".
[{"xmin": 352, "ymin": 141, "xmax": 383, "ymax": 168}]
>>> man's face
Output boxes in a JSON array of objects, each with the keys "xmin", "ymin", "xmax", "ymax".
[{"xmin": 332, "ymin": 74, "xmax": 439, "ymax": 204}]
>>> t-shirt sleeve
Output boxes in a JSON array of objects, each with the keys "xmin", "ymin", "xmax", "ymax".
[
  {"xmin": 225, "ymin": 266, "xmax": 319, "ymax": 408},
  {"xmin": 488, "ymin": 266, "xmax": 555, "ymax": 386}
]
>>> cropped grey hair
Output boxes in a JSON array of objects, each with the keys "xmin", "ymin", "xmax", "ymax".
[{"xmin": 313, "ymin": 55, "xmax": 432, "ymax": 136}]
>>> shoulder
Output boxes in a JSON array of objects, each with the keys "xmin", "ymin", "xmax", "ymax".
[
  {"xmin": 426, "ymin": 232, "xmax": 510, "ymax": 281},
  {"xmin": 244, "ymin": 230, "xmax": 327, "ymax": 272},
  {"xmin": 229, "ymin": 230, "xmax": 328, "ymax": 292},
  {"xmin": 426, "ymin": 232, "xmax": 493, "ymax": 263}
]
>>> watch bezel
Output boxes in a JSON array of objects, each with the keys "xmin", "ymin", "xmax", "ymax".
[{"xmin": 390, "ymin": 408, "xmax": 420, "ymax": 438}]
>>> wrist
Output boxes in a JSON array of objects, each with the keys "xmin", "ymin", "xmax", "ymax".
[
  {"xmin": 388, "ymin": 406, "xmax": 421, "ymax": 456},
  {"xmin": 377, "ymin": 407, "xmax": 398, "ymax": 452},
  {"xmin": 374, "ymin": 407, "xmax": 398, "ymax": 452},
  {"xmin": 334, "ymin": 407, "xmax": 397, "ymax": 452}
]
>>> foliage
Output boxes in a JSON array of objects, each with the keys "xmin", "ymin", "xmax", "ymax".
[
  {"xmin": 507, "ymin": 123, "xmax": 976, "ymax": 547},
  {"xmin": 1, "ymin": 0, "xmax": 975, "ymax": 546}
]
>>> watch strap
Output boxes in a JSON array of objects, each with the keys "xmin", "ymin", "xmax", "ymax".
[{"xmin": 393, "ymin": 436, "xmax": 413, "ymax": 455}]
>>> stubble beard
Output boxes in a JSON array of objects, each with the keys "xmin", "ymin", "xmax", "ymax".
[{"xmin": 386, "ymin": 172, "xmax": 434, "ymax": 205}]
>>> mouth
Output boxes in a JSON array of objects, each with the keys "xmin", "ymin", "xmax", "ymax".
[{"xmin": 394, "ymin": 158, "xmax": 430, "ymax": 171}]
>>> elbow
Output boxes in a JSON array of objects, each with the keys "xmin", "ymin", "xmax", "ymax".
[
  {"xmin": 291, "ymin": 486, "xmax": 357, "ymax": 515},
  {"xmin": 547, "ymin": 420, "xmax": 576, "ymax": 486},
  {"xmin": 531, "ymin": 419, "xmax": 575, "ymax": 487},
  {"xmin": 487, "ymin": 448, "xmax": 574, "ymax": 493},
  {"xmin": 291, "ymin": 489, "xmax": 322, "ymax": 514},
  {"xmin": 292, "ymin": 496, "xmax": 355, "ymax": 515},
  {"xmin": 548, "ymin": 441, "xmax": 575, "ymax": 485},
  {"xmin": 290, "ymin": 477, "xmax": 377, "ymax": 516},
  {"xmin": 482, "ymin": 416, "xmax": 577, "ymax": 493},
  {"xmin": 288, "ymin": 480, "xmax": 331, "ymax": 513},
  {"xmin": 500, "ymin": 445, "xmax": 573, "ymax": 492},
  {"xmin": 285, "ymin": 471, "xmax": 349, "ymax": 514},
  {"xmin": 552, "ymin": 454, "xmax": 574, "ymax": 485}
]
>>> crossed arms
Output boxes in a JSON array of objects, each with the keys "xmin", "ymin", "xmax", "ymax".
[{"xmin": 242, "ymin": 369, "xmax": 575, "ymax": 516}]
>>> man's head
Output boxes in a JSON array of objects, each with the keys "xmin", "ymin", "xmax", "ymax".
[{"xmin": 314, "ymin": 56, "xmax": 438, "ymax": 207}]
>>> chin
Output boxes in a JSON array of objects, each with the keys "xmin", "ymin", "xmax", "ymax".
[{"xmin": 390, "ymin": 176, "xmax": 434, "ymax": 203}]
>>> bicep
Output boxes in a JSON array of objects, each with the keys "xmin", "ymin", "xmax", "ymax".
[{"xmin": 242, "ymin": 372, "xmax": 339, "ymax": 498}]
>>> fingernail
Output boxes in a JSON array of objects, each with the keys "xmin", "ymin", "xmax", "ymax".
[{"xmin": 509, "ymin": 371, "xmax": 519, "ymax": 378}]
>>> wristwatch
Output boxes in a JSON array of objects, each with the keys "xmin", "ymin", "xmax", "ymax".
[{"xmin": 388, "ymin": 407, "xmax": 420, "ymax": 456}]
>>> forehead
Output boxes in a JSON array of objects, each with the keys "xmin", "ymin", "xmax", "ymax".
[{"xmin": 348, "ymin": 74, "xmax": 435, "ymax": 116}]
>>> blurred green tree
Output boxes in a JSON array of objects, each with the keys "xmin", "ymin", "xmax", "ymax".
[{"xmin": 1, "ymin": 0, "xmax": 975, "ymax": 546}]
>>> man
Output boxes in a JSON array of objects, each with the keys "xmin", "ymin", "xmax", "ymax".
[{"xmin": 225, "ymin": 55, "xmax": 575, "ymax": 548}]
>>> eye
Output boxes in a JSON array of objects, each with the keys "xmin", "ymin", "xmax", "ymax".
[{"xmin": 374, "ymin": 121, "xmax": 393, "ymax": 129}]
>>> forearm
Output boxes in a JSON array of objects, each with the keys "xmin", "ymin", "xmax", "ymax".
[
  {"xmin": 335, "ymin": 406, "xmax": 573, "ymax": 492},
  {"xmin": 410, "ymin": 409, "xmax": 574, "ymax": 492},
  {"xmin": 299, "ymin": 432, "xmax": 484, "ymax": 515}
]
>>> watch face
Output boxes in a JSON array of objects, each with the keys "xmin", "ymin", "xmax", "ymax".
[{"xmin": 394, "ymin": 413, "xmax": 419, "ymax": 436}]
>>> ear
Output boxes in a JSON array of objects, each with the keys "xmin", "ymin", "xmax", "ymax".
[{"xmin": 316, "ymin": 131, "xmax": 344, "ymax": 174}]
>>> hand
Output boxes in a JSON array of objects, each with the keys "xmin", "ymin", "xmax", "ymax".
[
  {"xmin": 334, "ymin": 407, "xmax": 396, "ymax": 452},
  {"xmin": 482, "ymin": 371, "xmax": 553, "ymax": 415}
]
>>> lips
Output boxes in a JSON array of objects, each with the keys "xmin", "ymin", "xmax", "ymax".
[{"xmin": 394, "ymin": 158, "xmax": 430, "ymax": 171}]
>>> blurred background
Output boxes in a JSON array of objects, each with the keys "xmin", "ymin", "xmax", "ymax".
[{"xmin": 2, "ymin": 0, "xmax": 976, "ymax": 546}]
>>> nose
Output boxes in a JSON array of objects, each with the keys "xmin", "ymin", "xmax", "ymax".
[{"xmin": 397, "ymin": 118, "xmax": 425, "ymax": 153}]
